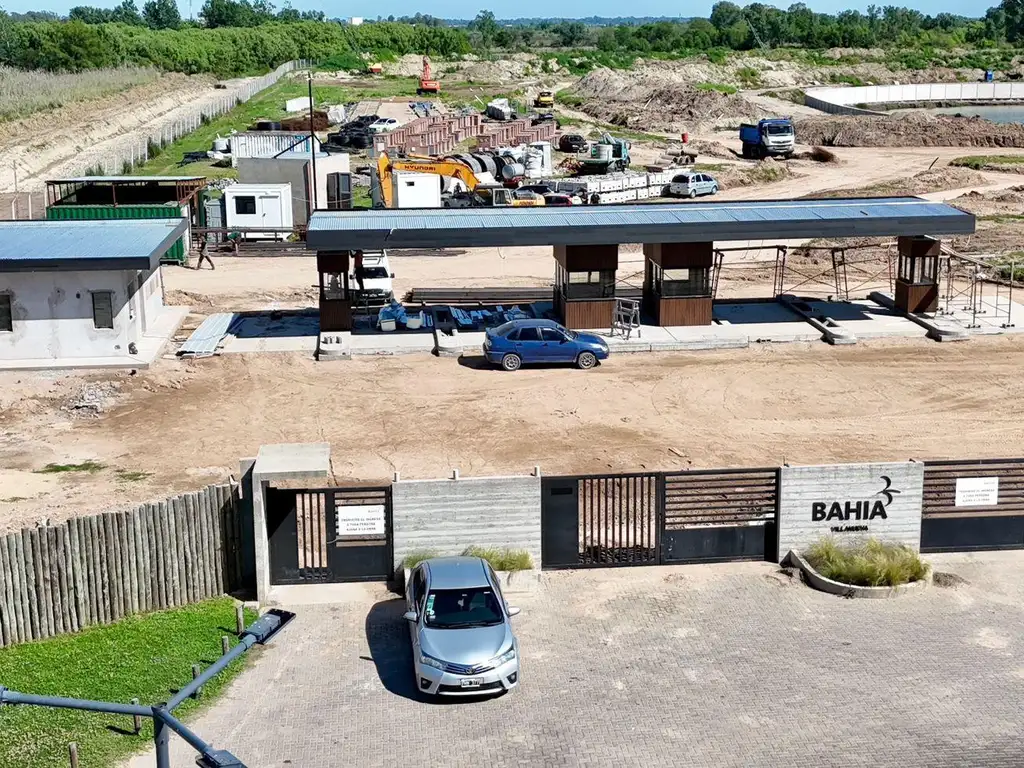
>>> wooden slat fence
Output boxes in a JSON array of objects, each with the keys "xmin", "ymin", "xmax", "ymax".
[{"xmin": 0, "ymin": 483, "xmax": 244, "ymax": 648}]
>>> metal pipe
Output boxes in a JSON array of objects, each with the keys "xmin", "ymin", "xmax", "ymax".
[
  {"xmin": 154, "ymin": 713, "xmax": 171, "ymax": 768},
  {"xmin": 308, "ymin": 71, "xmax": 318, "ymax": 214},
  {"xmin": 154, "ymin": 707, "xmax": 212, "ymax": 755},
  {"xmin": 0, "ymin": 688, "xmax": 151, "ymax": 717},
  {"xmin": 165, "ymin": 636, "xmax": 254, "ymax": 711}
]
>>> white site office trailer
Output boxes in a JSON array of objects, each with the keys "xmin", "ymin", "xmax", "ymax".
[{"xmin": 223, "ymin": 183, "xmax": 293, "ymax": 240}]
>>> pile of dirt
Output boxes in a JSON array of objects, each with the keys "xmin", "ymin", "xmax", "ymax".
[
  {"xmin": 795, "ymin": 114, "xmax": 1024, "ymax": 148},
  {"xmin": 718, "ymin": 158, "xmax": 796, "ymax": 188},
  {"xmin": 687, "ymin": 139, "xmax": 736, "ymax": 159},
  {"xmin": 812, "ymin": 166, "xmax": 988, "ymax": 198},
  {"xmin": 279, "ymin": 110, "xmax": 329, "ymax": 131},
  {"xmin": 569, "ymin": 68, "xmax": 762, "ymax": 132}
]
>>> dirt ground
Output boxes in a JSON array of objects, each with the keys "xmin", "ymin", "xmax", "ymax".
[{"xmin": 3, "ymin": 336, "xmax": 1024, "ymax": 533}]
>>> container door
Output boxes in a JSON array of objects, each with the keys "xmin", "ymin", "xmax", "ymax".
[{"xmin": 259, "ymin": 194, "xmax": 281, "ymax": 232}]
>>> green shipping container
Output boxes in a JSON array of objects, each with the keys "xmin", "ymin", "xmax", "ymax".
[{"xmin": 46, "ymin": 203, "xmax": 188, "ymax": 264}]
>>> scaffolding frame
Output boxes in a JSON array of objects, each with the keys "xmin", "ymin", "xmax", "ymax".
[
  {"xmin": 938, "ymin": 247, "xmax": 1017, "ymax": 330},
  {"xmin": 773, "ymin": 242, "xmax": 897, "ymax": 300}
]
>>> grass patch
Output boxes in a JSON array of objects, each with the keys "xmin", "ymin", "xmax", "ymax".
[
  {"xmin": 133, "ymin": 76, "xmax": 419, "ymax": 177},
  {"xmin": 805, "ymin": 538, "xmax": 929, "ymax": 587},
  {"xmin": 828, "ymin": 73, "xmax": 867, "ymax": 87},
  {"xmin": 979, "ymin": 214, "xmax": 1024, "ymax": 223},
  {"xmin": 34, "ymin": 461, "xmax": 106, "ymax": 474},
  {"xmin": 696, "ymin": 82, "xmax": 738, "ymax": 95},
  {"xmin": 115, "ymin": 469, "xmax": 153, "ymax": 482},
  {"xmin": 764, "ymin": 88, "xmax": 807, "ymax": 105},
  {"xmin": 747, "ymin": 162, "xmax": 788, "ymax": 183},
  {"xmin": 1, "ymin": 497, "xmax": 27, "ymax": 503},
  {"xmin": 555, "ymin": 90, "xmax": 585, "ymax": 108},
  {"xmin": 0, "ymin": 64, "xmax": 159, "ymax": 122},
  {"xmin": 0, "ymin": 598, "xmax": 258, "ymax": 768},
  {"xmin": 402, "ymin": 550, "xmax": 438, "ymax": 569},
  {"xmin": 951, "ymin": 155, "xmax": 1024, "ymax": 171},
  {"xmin": 461, "ymin": 546, "xmax": 534, "ymax": 572},
  {"xmin": 736, "ymin": 66, "xmax": 762, "ymax": 89}
]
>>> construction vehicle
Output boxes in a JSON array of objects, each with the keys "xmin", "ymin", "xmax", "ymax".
[
  {"xmin": 579, "ymin": 132, "xmax": 631, "ymax": 174},
  {"xmin": 417, "ymin": 56, "xmax": 440, "ymax": 96},
  {"xmin": 534, "ymin": 90, "xmax": 554, "ymax": 109},
  {"xmin": 739, "ymin": 118, "xmax": 795, "ymax": 159},
  {"xmin": 374, "ymin": 152, "xmax": 543, "ymax": 208}
]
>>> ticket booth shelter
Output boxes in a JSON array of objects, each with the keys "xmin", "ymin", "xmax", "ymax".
[
  {"xmin": 317, "ymin": 251, "xmax": 352, "ymax": 331},
  {"xmin": 643, "ymin": 242, "xmax": 715, "ymax": 326},
  {"xmin": 553, "ymin": 244, "xmax": 618, "ymax": 330},
  {"xmin": 895, "ymin": 235, "xmax": 940, "ymax": 314}
]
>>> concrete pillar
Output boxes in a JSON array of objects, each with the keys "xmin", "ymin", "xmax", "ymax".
[
  {"xmin": 895, "ymin": 236, "xmax": 940, "ymax": 314},
  {"xmin": 642, "ymin": 242, "xmax": 714, "ymax": 326}
]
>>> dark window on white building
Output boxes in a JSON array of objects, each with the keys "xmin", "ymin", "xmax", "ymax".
[
  {"xmin": 0, "ymin": 294, "xmax": 11, "ymax": 332},
  {"xmin": 92, "ymin": 291, "xmax": 114, "ymax": 329}
]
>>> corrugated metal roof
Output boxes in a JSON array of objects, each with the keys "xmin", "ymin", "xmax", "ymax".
[
  {"xmin": 306, "ymin": 197, "xmax": 976, "ymax": 251},
  {"xmin": 47, "ymin": 176, "xmax": 205, "ymax": 184},
  {"xmin": 178, "ymin": 312, "xmax": 237, "ymax": 358},
  {"xmin": 0, "ymin": 219, "xmax": 189, "ymax": 272}
]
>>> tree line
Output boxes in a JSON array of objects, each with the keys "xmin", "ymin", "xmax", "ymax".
[{"xmin": 1, "ymin": 0, "xmax": 1024, "ymax": 77}]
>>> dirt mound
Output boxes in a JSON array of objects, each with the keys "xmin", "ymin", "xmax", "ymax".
[
  {"xmin": 718, "ymin": 158, "xmax": 795, "ymax": 189},
  {"xmin": 812, "ymin": 167, "xmax": 988, "ymax": 198},
  {"xmin": 569, "ymin": 68, "xmax": 761, "ymax": 132},
  {"xmin": 687, "ymin": 139, "xmax": 736, "ymax": 158},
  {"xmin": 795, "ymin": 114, "xmax": 1024, "ymax": 148}
]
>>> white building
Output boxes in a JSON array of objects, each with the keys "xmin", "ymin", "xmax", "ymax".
[
  {"xmin": 349, "ymin": 16, "xmax": 363, "ymax": 25},
  {"xmin": 0, "ymin": 219, "xmax": 190, "ymax": 370}
]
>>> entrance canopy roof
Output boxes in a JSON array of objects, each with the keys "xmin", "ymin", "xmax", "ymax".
[{"xmin": 306, "ymin": 197, "xmax": 976, "ymax": 251}]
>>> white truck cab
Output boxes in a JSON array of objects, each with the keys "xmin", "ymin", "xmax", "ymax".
[{"xmin": 352, "ymin": 250, "xmax": 395, "ymax": 305}]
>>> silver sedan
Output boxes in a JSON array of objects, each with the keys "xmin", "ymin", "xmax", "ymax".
[{"xmin": 404, "ymin": 557, "xmax": 521, "ymax": 696}]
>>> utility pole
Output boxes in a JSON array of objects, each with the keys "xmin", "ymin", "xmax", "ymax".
[{"xmin": 308, "ymin": 70, "xmax": 318, "ymax": 215}]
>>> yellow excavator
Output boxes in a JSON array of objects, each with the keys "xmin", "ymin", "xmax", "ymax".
[{"xmin": 374, "ymin": 152, "xmax": 545, "ymax": 209}]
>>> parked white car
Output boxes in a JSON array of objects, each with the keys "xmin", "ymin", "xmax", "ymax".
[
  {"xmin": 668, "ymin": 172, "xmax": 719, "ymax": 199},
  {"xmin": 352, "ymin": 250, "xmax": 395, "ymax": 305},
  {"xmin": 368, "ymin": 117, "xmax": 400, "ymax": 134}
]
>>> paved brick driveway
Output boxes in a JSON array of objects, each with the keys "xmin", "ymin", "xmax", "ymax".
[{"xmin": 137, "ymin": 553, "xmax": 1024, "ymax": 768}]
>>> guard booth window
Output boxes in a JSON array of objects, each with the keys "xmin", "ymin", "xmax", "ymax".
[
  {"xmin": 234, "ymin": 196, "xmax": 257, "ymax": 215},
  {"xmin": 898, "ymin": 255, "xmax": 938, "ymax": 284},
  {"xmin": 557, "ymin": 262, "xmax": 615, "ymax": 299},
  {"xmin": 651, "ymin": 264, "xmax": 710, "ymax": 297},
  {"xmin": 322, "ymin": 272, "xmax": 347, "ymax": 300}
]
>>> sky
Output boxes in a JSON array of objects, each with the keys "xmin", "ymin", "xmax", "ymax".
[{"xmin": 4, "ymin": 0, "xmax": 986, "ymax": 20}]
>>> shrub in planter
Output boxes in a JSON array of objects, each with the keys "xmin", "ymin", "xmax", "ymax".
[
  {"xmin": 460, "ymin": 546, "xmax": 534, "ymax": 572},
  {"xmin": 402, "ymin": 550, "xmax": 438, "ymax": 569},
  {"xmin": 804, "ymin": 538, "xmax": 929, "ymax": 588}
]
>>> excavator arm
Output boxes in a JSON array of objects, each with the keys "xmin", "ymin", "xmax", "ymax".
[{"xmin": 375, "ymin": 152, "xmax": 480, "ymax": 208}]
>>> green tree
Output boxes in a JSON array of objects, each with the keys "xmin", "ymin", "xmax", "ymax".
[
  {"xmin": 552, "ymin": 21, "xmax": 588, "ymax": 47},
  {"xmin": 469, "ymin": 10, "xmax": 499, "ymax": 47},
  {"xmin": 142, "ymin": 0, "xmax": 180, "ymax": 29},
  {"xmin": 69, "ymin": 6, "xmax": 114, "ymax": 23}
]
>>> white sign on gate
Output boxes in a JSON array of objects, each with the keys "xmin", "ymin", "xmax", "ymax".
[
  {"xmin": 336, "ymin": 504, "xmax": 386, "ymax": 537},
  {"xmin": 954, "ymin": 477, "xmax": 999, "ymax": 508}
]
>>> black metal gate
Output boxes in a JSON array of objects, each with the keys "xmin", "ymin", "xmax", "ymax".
[
  {"xmin": 921, "ymin": 458, "xmax": 1024, "ymax": 552},
  {"xmin": 661, "ymin": 468, "xmax": 778, "ymax": 564},
  {"xmin": 267, "ymin": 486, "xmax": 393, "ymax": 584},
  {"xmin": 541, "ymin": 474, "xmax": 661, "ymax": 568},
  {"xmin": 542, "ymin": 469, "xmax": 779, "ymax": 569}
]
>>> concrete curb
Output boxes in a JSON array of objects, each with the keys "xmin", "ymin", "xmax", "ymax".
[
  {"xmin": 869, "ymin": 291, "xmax": 969, "ymax": 342},
  {"xmin": 778, "ymin": 295, "xmax": 857, "ymax": 346},
  {"xmin": 784, "ymin": 550, "xmax": 931, "ymax": 599}
]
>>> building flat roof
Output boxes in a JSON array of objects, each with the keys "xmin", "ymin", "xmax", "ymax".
[
  {"xmin": 306, "ymin": 197, "xmax": 976, "ymax": 251},
  {"xmin": 46, "ymin": 176, "xmax": 205, "ymax": 184},
  {"xmin": 0, "ymin": 220, "xmax": 189, "ymax": 272}
]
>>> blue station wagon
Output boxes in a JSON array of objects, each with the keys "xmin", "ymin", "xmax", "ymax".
[{"xmin": 482, "ymin": 319, "xmax": 610, "ymax": 371}]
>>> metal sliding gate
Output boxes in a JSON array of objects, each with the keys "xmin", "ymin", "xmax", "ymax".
[
  {"xmin": 267, "ymin": 486, "xmax": 393, "ymax": 584},
  {"xmin": 541, "ymin": 469, "xmax": 778, "ymax": 569},
  {"xmin": 921, "ymin": 458, "xmax": 1024, "ymax": 552}
]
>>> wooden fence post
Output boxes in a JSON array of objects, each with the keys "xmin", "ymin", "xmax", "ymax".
[
  {"xmin": 192, "ymin": 664, "xmax": 202, "ymax": 698},
  {"xmin": 235, "ymin": 604, "xmax": 245, "ymax": 635},
  {"xmin": 222, "ymin": 635, "xmax": 230, "ymax": 656},
  {"xmin": 131, "ymin": 698, "xmax": 142, "ymax": 734},
  {"xmin": 68, "ymin": 743, "xmax": 79, "ymax": 768}
]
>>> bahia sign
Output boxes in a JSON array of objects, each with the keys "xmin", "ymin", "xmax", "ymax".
[{"xmin": 776, "ymin": 462, "xmax": 924, "ymax": 559}]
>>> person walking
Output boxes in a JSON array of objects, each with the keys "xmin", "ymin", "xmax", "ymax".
[
  {"xmin": 353, "ymin": 250, "xmax": 365, "ymax": 291},
  {"xmin": 196, "ymin": 240, "xmax": 216, "ymax": 270}
]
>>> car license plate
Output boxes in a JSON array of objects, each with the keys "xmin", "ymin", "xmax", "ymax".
[{"xmin": 460, "ymin": 678, "xmax": 482, "ymax": 689}]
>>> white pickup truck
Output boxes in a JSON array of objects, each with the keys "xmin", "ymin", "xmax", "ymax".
[{"xmin": 352, "ymin": 251, "xmax": 395, "ymax": 306}]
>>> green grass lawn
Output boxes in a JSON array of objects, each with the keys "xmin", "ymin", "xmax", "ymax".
[
  {"xmin": 950, "ymin": 154, "xmax": 1024, "ymax": 171},
  {"xmin": 0, "ymin": 598, "xmax": 257, "ymax": 768},
  {"xmin": 135, "ymin": 75, "xmax": 422, "ymax": 177}
]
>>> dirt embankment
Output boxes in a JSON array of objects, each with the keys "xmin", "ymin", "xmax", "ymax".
[
  {"xmin": 568, "ymin": 68, "xmax": 763, "ymax": 132},
  {"xmin": 810, "ymin": 166, "xmax": 988, "ymax": 198},
  {"xmin": 796, "ymin": 114, "xmax": 1024, "ymax": 149}
]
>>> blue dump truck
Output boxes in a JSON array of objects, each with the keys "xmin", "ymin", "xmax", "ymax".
[{"xmin": 739, "ymin": 118, "xmax": 796, "ymax": 159}]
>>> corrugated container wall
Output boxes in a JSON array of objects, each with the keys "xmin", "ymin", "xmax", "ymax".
[
  {"xmin": 231, "ymin": 132, "xmax": 323, "ymax": 168},
  {"xmin": 45, "ymin": 204, "xmax": 188, "ymax": 264}
]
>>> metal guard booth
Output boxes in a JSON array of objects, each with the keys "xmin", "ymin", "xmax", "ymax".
[{"xmin": 305, "ymin": 198, "xmax": 976, "ymax": 331}]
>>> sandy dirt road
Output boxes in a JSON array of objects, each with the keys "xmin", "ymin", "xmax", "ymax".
[{"xmin": 2, "ymin": 336, "xmax": 1024, "ymax": 532}]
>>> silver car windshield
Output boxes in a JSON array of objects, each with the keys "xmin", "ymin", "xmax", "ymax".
[{"xmin": 424, "ymin": 587, "xmax": 503, "ymax": 629}]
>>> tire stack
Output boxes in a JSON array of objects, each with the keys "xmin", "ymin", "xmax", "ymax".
[{"xmin": 327, "ymin": 115, "xmax": 378, "ymax": 150}]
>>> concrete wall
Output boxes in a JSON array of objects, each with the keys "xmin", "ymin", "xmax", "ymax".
[
  {"xmin": 805, "ymin": 82, "xmax": 1024, "ymax": 115},
  {"xmin": 777, "ymin": 461, "xmax": 924, "ymax": 558},
  {"xmin": 392, "ymin": 475, "xmax": 542, "ymax": 572},
  {"xmin": 0, "ymin": 265, "xmax": 164, "ymax": 360}
]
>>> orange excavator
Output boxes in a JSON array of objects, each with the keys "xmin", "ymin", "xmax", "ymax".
[{"xmin": 417, "ymin": 56, "xmax": 440, "ymax": 96}]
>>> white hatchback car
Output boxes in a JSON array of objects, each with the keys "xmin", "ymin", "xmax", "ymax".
[
  {"xmin": 669, "ymin": 172, "xmax": 719, "ymax": 199},
  {"xmin": 368, "ymin": 117, "xmax": 399, "ymax": 134},
  {"xmin": 404, "ymin": 557, "xmax": 521, "ymax": 697}
]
